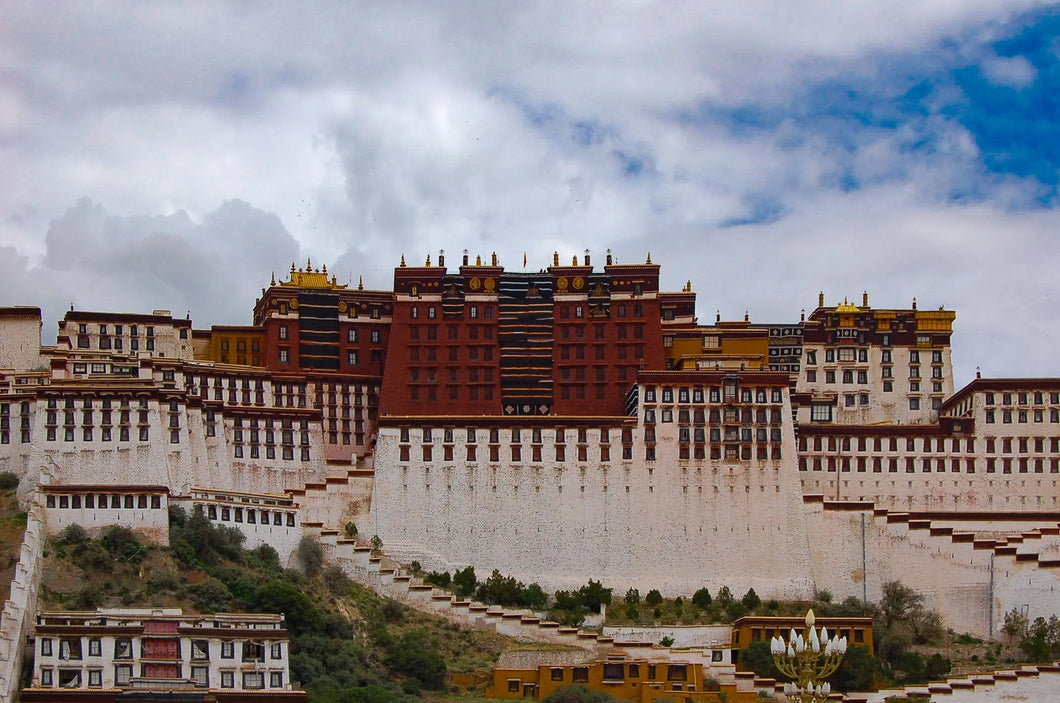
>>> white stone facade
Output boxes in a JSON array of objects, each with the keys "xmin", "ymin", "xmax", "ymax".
[
  {"xmin": 42, "ymin": 486, "xmax": 170, "ymax": 543},
  {"xmin": 370, "ymin": 373, "xmax": 816, "ymax": 599},
  {"xmin": 180, "ymin": 488, "xmax": 303, "ymax": 565},
  {"xmin": 0, "ymin": 308, "xmax": 43, "ymax": 372},
  {"xmin": 28, "ymin": 609, "xmax": 293, "ymax": 694},
  {"xmin": 57, "ymin": 310, "xmax": 194, "ymax": 362}
]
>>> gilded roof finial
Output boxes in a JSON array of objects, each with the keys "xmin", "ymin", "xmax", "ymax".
[
  {"xmin": 322, "ymin": 264, "xmax": 327, "ymax": 275},
  {"xmin": 686, "ymin": 280, "xmax": 691, "ymax": 292},
  {"xmin": 358, "ymin": 276, "xmax": 364, "ymax": 290},
  {"xmin": 646, "ymin": 252, "xmax": 652, "ymax": 264},
  {"xmin": 426, "ymin": 253, "xmax": 431, "ymax": 266},
  {"xmin": 306, "ymin": 257, "xmax": 312, "ymax": 271},
  {"xmin": 553, "ymin": 252, "xmax": 559, "ymax": 266},
  {"xmin": 476, "ymin": 254, "xmax": 482, "ymax": 266},
  {"xmin": 291, "ymin": 262, "xmax": 296, "ymax": 273},
  {"xmin": 400, "ymin": 255, "xmax": 406, "ymax": 267},
  {"xmin": 572, "ymin": 255, "xmax": 578, "ymax": 265},
  {"xmin": 492, "ymin": 252, "xmax": 498, "ymax": 266},
  {"xmin": 271, "ymin": 272, "xmax": 276, "ymax": 286}
]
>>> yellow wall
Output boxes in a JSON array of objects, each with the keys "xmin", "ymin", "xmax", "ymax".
[
  {"xmin": 203, "ymin": 329, "xmax": 265, "ymax": 366},
  {"xmin": 488, "ymin": 659, "xmax": 757, "ymax": 703}
]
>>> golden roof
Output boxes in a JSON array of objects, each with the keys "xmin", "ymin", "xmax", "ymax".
[
  {"xmin": 834, "ymin": 297, "xmax": 859, "ymax": 314},
  {"xmin": 278, "ymin": 260, "xmax": 348, "ymax": 290}
]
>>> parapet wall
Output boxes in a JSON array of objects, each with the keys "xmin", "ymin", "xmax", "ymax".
[
  {"xmin": 370, "ymin": 425, "xmax": 815, "ymax": 598},
  {"xmin": 806, "ymin": 498, "xmax": 1060, "ymax": 638},
  {"xmin": 0, "ymin": 479, "xmax": 47, "ymax": 703}
]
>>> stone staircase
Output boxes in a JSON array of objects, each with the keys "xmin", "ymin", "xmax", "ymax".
[
  {"xmin": 805, "ymin": 494, "xmax": 1060, "ymax": 569},
  {"xmin": 297, "ymin": 520, "xmax": 617, "ymax": 650}
]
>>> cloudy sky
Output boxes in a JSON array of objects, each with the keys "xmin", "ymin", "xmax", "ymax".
[{"xmin": 3, "ymin": 2, "xmax": 1059, "ymax": 386}]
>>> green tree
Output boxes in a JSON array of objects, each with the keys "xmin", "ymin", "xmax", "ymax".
[
  {"xmin": 924, "ymin": 652, "xmax": 951, "ymax": 680},
  {"xmin": 1021, "ymin": 617, "xmax": 1053, "ymax": 662},
  {"xmin": 741, "ymin": 587, "xmax": 761, "ymax": 612},
  {"xmin": 59, "ymin": 523, "xmax": 88, "ymax": 544},
  {"xmin": 740, "ymin": 640, "xmax": 779, "ymax": 678},
  {"xmin": 625, "ymin": 588, "xmax": 641, "ymax": 605},
  {"xmin": 579, "ymin": 579, "xmax": 612, "ymax": 611},
  {"xmin": 523, "ymin": 583, "xmax": 548, "ymax": 610},
  {"xmin": 830, "ymin": 645, "xmax": 882, "ymax": 692},
  {"xmin": 692, "ymin": 587, "xmax": 712, "ymax": 608},
  {"xmin": 1003, "ymin": 607, "xmax": 1029, "ymax": 644},
  {"xmin": 476, "ymin": 570, "xmax": 524, "ymax": 606},
  {"xmin": 101, "ymin": 525, "xmax": 146, "ymax": 563},
  {"xmin": 384, "ymin": 630, "xmax": 447, "ymax": 689},
  {"xmin": 323, "ymin": 565, "xmax": 353, "ymax": 597},
  {"xmin": 0, "ymin": 471, "xmax": 19, "ymax": 491},
  {"xmin": 725, "ymin": 601, "xmax": 748, "ymax": 620},
  {"xmin": 250, "ymin": 581, "xmax": 321, "ymax": 636},
  {"xmin": 191, "ymin": 579, "xmax": 233, "ymax": 613},
  {"xmin": 716, "ymin": 586, "xmax": 734, "ymax": 608},
  {"xmin": 645, "ymin": 589, "xmax": 663, "ymax": 606},
  {"xmin": 553, "ymin": 590, "xmax": 582, "ymax": 611},
  {"xmin": 297, "ymin": 536, "xmax": 324, "ymax": 576},
  {"xmin": 424, "ymin": 571, "xmax": 450, "ymax": 588},
  {"xmin": 452, "ymin": 566, "xmax": 477, "ymax": 598}
]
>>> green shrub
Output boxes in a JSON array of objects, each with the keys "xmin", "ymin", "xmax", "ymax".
[
  {"xmin": 692, "ymin": 587, "xmax": 712, "ymax": 608},
  {"xmin": 424, "ymin": 570, "xmax": 451, "ymax": 588},
  {"xmin": 645, "ymin": 589, "xmax": 663, "ymax": 606},
  {"xmin": 59, "ymin": 523, "xmax": 88, "ymax": 545},
  {"xmin": 741, "ymin": 587, "xmax": 761, "ymax": 612},
  {"xmin": 297, "ymin": 536, "xmax": 324, "ymax": 576},
  {"xmin": 0, "ymin": 471, "xmax": 18, "ymax": 491},
  {"xmin": 384, "ymin": 630, "xmax": 447, "ymax": 689},
  {"xmin": 323, "ymin": 565, "xmax": 353, "ymax": 597},
  {"xmin": 191, "ymin": 579, "xmax": 234, "ymax": 613},
  {"xmin": 452, "ymin": 566, "xmax": 477, "ymax": 598}
]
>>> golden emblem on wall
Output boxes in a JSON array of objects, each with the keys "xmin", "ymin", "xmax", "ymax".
[
  {"xmin": 484, "ymin": 278, "xmax": 496, "ymax": 292},
  {"xmin": 338, "ymin": 301, "xmax": 348, "ymax": 313},
  {"xmin": 469, "ymin": 277, "xmax": 482, "ymax": 291},
  {"xmin": 289, "ymin": 299, "xmax": 299, "ymax": 309},
  {"xmin": 572, "ymin": 276, "xmax": 584, "ymax": 290},
  {"xmin": 557, "ymin": 277, "xmax": 569, "ymax": 291}
]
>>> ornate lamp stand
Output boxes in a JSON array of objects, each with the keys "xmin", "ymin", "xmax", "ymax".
[{"xmin": 770, "ymin": 609, "xmax": 847, "ymax": 702}]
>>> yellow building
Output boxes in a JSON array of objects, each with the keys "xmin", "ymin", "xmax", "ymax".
[
  {"xmin": 197, "ymin": 325, "xmax": 266, "ymax": 366},
  {"xmin": 732, "ymin": 615, "xmax": 874, "ymax": 669},
  {"xmin": 666, "ymin": 320, "xmax": 771, "ymax": 372},
  {"xmin": 488, "ymin": 651, "xmax": 757, "ymax": 703}
]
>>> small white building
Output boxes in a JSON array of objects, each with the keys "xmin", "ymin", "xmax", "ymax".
[
  {"xmin": 24, "ymin": 609, "xmax": 304, "ymax": 701},
  {"xmin": 42, "ymin": 484, "xmax": 171, "ymax": 544}
]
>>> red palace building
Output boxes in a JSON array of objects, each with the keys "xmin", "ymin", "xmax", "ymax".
[{"xmin": 251, "ymin": 251, "xmax": 696, "ymax": 422}]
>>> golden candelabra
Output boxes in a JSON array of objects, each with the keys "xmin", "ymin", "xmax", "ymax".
[{"xmin": 770, "ymin": 609, "xmax": 847, "ymax": 702}]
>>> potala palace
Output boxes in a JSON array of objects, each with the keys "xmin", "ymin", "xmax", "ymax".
[{"xmin": 2, "ymin": 250, "xmax": 1060, "ymax": 698}]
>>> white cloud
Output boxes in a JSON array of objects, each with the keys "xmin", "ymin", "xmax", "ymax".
[
  {"xmin": 0, "ymin": 1, "xmax": 1057, "ymax": 381},
  {"xmin": 981, "ymin": 54, "xmax": 1038, "ymax": 88}
]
